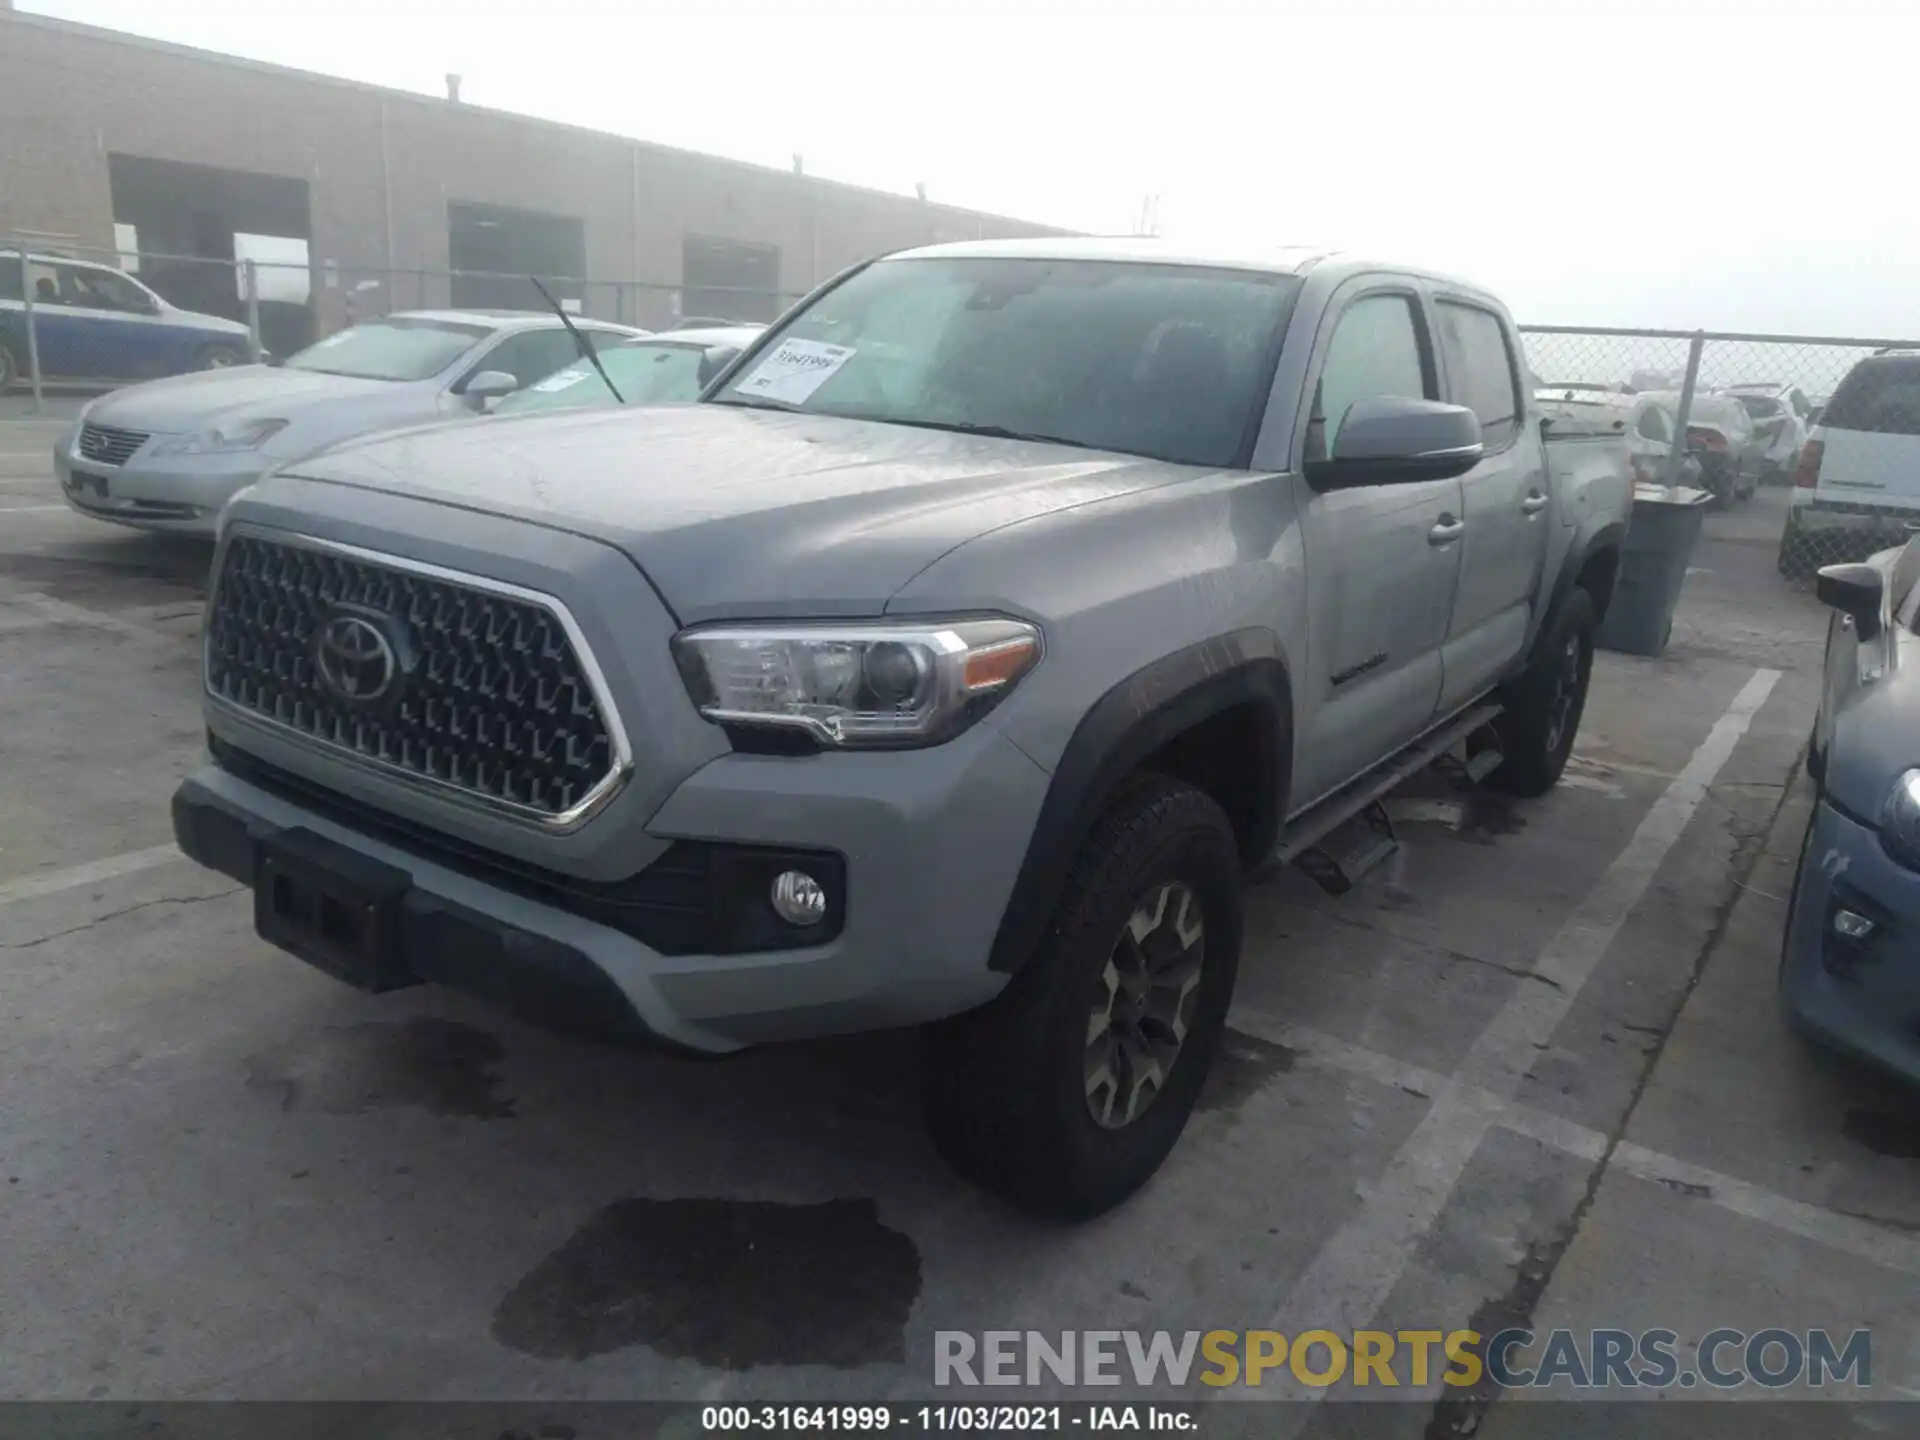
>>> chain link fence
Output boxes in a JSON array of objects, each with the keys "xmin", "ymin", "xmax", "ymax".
[
  {"xmin": 1, "ymin": 237, "xmax": 804, "ymax": 401},
  {"xmin": 1520, "ymin": 325, "xmax": 1920, "ymax": 582}
]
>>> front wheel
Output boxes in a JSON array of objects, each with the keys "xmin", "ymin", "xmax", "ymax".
[
  {"xmin": 1485, "ymin": 587, "xmax": 1597, "ymax": 798},
  {"xmin": 921, "ymin": 775, "xmax": 1243, "ymax": 1219}
]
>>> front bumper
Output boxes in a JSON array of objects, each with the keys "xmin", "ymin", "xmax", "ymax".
[
  {"xmin": 55, "ymin": 439, "xmax": 268, "ymax": 536},
  {"xmin": 1781, "ymin": 797, "xmax": 1920, "ymax": 1085},
  {"xmin": 172, "ymin": 720, "xmax": 1050, "ymax": 1053}
]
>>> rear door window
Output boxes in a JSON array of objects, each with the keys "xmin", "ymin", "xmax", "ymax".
[
  {"xmin": 1824, "ymin": 360, "xmax": 1920, "ymax": 436},
  {"xmin": 1435, "ymin": 301, "xmax": 1523, "ymax": 448},
  {"xmin": 1636, "ymin": 405, "xmax": 1673, "ymax": 443}
]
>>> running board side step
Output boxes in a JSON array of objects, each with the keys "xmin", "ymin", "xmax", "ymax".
[{"xmin": 1261, "ymin": 701, "xmax": 1505, "ymax": 894}]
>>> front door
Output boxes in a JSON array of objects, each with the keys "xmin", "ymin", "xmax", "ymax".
[
  {"xmin": 1293, "ymin": 286, "xmax": 1465, "ymax": 811},
  {"xmin": 1433, "ymin": 298, "xmax": 1549, "ymax": 714}
]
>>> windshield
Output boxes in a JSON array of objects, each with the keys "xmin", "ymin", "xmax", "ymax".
[
  {"xmin": 711, "ymin": 257, "xmax": 1302, "ymax": 468},
  {"xmin": 283, "ymin": 318, "xmax": 491, "ymax": 381},
  {"xmin": 495, "ymin": 340, "xmax": 727, "ymax": 415},
  {"xmin": 1824, "ymin": 360, "xmax": 1920, "ymax": 436}
]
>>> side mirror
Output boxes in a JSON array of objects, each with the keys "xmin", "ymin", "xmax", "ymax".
[
  {"xmin": 462, "ymin": 369, "xmax": 518, "ymax": 408},
  {"xmin": 1816, "ymin": 562, "xmax": 1884, "ymax": 639},
  {"xmin": 1306, "ymin": 397, "xmax": 1484, "ymax": 491}
]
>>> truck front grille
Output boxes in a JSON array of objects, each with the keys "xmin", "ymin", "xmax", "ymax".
[
  {"xmin": 77, "ymin": 422, "xmax": 149, "ymax": 466},
  {"xmin": 205, "ymin": 533, "xmax": 625, "ymax": 824}
]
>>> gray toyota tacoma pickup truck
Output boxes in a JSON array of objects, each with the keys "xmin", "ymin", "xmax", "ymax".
[{"xmin": 172, "ymin": 238, "xmax": 1630, "ymax": 1218}]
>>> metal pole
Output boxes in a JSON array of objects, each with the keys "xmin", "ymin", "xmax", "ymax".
[
  {"xmin": 15, "ymin": 238, "xmax": 43, "ymax": 414},
  {"xmin": 243, "ymin": 259, "xmax": 263, "ymax": 361},
  {"xmin": 1664, "ymin": 331, "xmax": 1706, "ymax": 491}
]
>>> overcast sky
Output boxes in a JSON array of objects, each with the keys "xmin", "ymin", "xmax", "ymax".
[{"xmin": 24, "ymin": 0, "xmax": 1920, "ymax": 336}]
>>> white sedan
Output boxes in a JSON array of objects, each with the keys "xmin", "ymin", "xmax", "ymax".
[{"xmin": 54, "ymin": 309, "xmax": 642, "ymax": 535}]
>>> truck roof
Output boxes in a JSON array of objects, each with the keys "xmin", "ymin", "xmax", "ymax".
[
  {"xmin": 884, "ymin": 237, "xmax": 1494, "ymax": 297},
  {"xmin": 890, "ymin": 236, "xmax": 1338, "ymax": 275}
]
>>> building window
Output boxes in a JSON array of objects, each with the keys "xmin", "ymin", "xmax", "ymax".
[
  {"xmin": 682, "ymin": 235, "xmax": 781, "ymax": 323},
  {"xmin": 448, "ymin": 201, "xmax": 587, "ymax": 314}
]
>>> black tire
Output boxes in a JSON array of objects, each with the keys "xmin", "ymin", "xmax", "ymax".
[
  {"xmin": 1484, "ymin": 587, "xmax": 1597, "ymax": 798},
  {"xmin": 921, "ymin": 774, "xmax": 1243, "ymax": 1219},
  {"xmin": 195, "ymin": 343, "xmax": 248, "ymax": 371}
]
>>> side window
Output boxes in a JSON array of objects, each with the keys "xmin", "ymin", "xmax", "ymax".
[
  {"xmin": 67, "ymin": 272, "xmax": 149, "ymax": 316},
  {"xmin": 1436, "ymin": 301, "xmax": 1523, "ymax": 448},
  {"xmin": 0, "ymin": 256, "xmax": 19, "ymax": 302},
  {"xmin": 1636, "ymin": 405, "xmax": 1673, "ymax": 443},
  {"xmin": 1309, "ymin": 293, "xmax": 1431, "ymax": 462},
  {"xmin": 65, "ymin": 266, "xmax": 151, "ymax": 313},
  {"xmin": 26, "ymin": 261, "xmax": 68, "ymax": 306},
  {"xmin": 472, "ymin": 329, "xmax": 583, "ymax": 388}
]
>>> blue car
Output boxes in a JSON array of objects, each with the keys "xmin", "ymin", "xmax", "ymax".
[
  {"xmin": 1783, "ymin": 539, "xmax": 1920, "ymax": 1081},
  {"xmin": 1, "ymin": 249, "xmax": 255, "ymax": 391}
]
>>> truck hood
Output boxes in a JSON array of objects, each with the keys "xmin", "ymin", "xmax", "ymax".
[
  {"xmin": 271, "ymin": 402, "xmax": 1195, "ymax": 620},
  {"xmin": 87, "ymin": 365, "xmax": 398, "ymax": 434}
]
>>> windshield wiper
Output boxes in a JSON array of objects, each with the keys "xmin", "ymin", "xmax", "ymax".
[
  {"xmin": 708, "ymin": 393, "xmax": 805, "ymax": 413},
  {"xmin": 834, "ymin": 414, "xmax": 1098, "ymax": 450},
  {"xmin": 707, "ymin": 398, "xmax": 1094, "ymax": 450},
  {"xmin": 529, "ymin": 275, "xmax": 624, "ymax": 405}
]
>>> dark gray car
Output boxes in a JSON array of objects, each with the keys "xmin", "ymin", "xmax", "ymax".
[{"xmin": 1784, "ymin": 541, "xmax": 1920, "ymax": 1081}]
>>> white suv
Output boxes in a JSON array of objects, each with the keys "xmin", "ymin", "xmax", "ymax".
[{"xmin": 1779, "ymin": 352, "xmax": 1920, "ymax": 575}]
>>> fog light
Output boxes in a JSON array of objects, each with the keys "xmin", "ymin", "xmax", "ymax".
[
  {"xmin": 1833, "ymin": 909, "xmax": 1876, "ymax": 940},
  {"xmin": 770, "ymin": 869, "xmax": 827, "ymax": 927}
]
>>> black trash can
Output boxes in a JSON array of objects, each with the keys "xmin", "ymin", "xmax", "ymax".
[{"xmin": 1595, "ymin": 486, "xmax": 1713, "ymax": 657}]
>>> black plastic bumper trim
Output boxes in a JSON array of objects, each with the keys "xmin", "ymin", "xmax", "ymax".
[{"xmin": 172, "ymin": 778, "xmax": 686, "ymax": 1050}]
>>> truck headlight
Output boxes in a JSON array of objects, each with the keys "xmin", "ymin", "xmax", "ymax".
[
  {"xmin": 1881, "ymin": 768, "xmax": 1920, "ymax": 868},
  {"xmin": 671, "ymin": 617, "xmax": 1041, "ymax": 748},
  {"xmin": 153, "ymin": 418, "xmax": 288, "ymax": 456}
]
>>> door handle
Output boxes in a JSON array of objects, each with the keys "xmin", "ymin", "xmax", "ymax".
[
  {"xmin": 1521, "ymin": 491, "xmax": 1550, "ymax": 514},
  {"xmin": 1428, "ymin": 516, "xmax": 1465, "ymax": 545}
]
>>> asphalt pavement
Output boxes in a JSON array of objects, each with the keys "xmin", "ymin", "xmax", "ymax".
[{"xmin": 0, "ymin": 434, "xmax": 1907, "ymax": 1435}]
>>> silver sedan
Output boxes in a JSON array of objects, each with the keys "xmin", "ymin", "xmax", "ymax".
[{"xmin": 53, "ymin": 309, "xmax": 642, "ymax": 535}]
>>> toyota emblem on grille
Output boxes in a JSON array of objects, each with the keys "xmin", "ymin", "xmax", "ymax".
[{"xmin": 315, "ymin": 612, "xmax": 399, "ymax": 703}]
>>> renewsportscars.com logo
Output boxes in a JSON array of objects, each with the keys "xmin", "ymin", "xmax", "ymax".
[{"xmin": 933, "ymin": 1328, "xmax": 1872, "ymax": 1390}]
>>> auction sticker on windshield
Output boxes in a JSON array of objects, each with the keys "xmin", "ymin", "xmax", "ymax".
[
  {"xmin": 736, "ymin": 338, "xmax": 855, "ymax": 405},
  {"xmin": 531, "ymin": 367, "xmax": 591, "ymax": 393}
]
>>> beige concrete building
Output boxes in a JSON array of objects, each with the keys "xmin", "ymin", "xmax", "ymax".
[{"xmin": 0, "ymin": 7, "xmax": 1067, "ymax": 346}]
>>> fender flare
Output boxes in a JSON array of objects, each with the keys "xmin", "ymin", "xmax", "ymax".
[
  {"xmin": 987, "ymin": 630, "xmax": 1292, "ymax": 973},
  {"xmin": 1527, "ymin": 516, "xmax": 1626, "ymax": 664}
]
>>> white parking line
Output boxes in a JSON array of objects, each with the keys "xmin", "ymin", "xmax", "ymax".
[
  {"xmin": 0, "ymin": 504, "xmax": 70, "ymax": 513},
  {"xmin": 1238, "ymin": 1012, "xmax": 1920, "ymax": 1287},
  {"xmin": 1254, "ymin": 666, "xmax": 1781, "ymax": 1417},
  {"xmin": 0, "ymin": 843, "xmax": 184, "ymax": 911}
]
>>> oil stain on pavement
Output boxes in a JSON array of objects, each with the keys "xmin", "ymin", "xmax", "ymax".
[
  {"xmin": 1196, "ymin": 1028, "xmax": 1297, "ymax": 1116},
  {"xmin": 492, "ymin": 1196, "xmax": 922, "ymax": 1367},
  {"xmin": 243, "ymin": 1016, "xmax": 515, "ymax": 1119}
]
